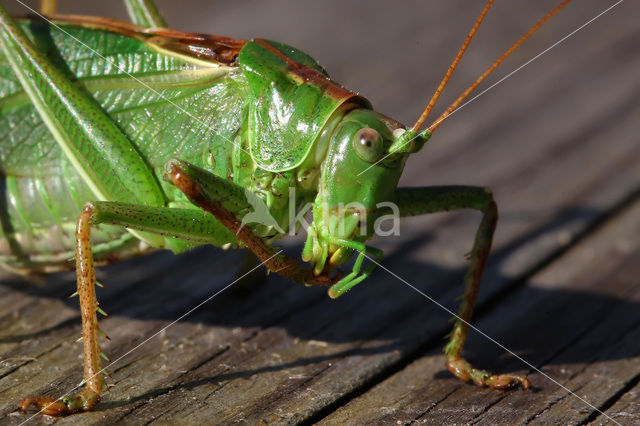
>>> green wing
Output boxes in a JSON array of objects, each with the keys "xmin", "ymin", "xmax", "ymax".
[
  {"xmin": 0, "ymin": 19, "xmax": 244, "ymax": 180},
  {"xmin": 239, "ymin": 39, "xmax": 369, "ymax": 172},
  {"xmin": 0, "ymin": 19, "xmax": 247, "ymax": 264}
]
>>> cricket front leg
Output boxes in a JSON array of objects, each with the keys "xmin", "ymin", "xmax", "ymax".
[
  {"xmin": 395, "ymin": 186, "xmax": 531, "ymax": 390},
  {"xmin": 319, "ymin": 237, "xmax": 383, "ymax": 299},
  {"xmin": 165, "ymin": 159, "xmax": 335, "ymax": 287}
]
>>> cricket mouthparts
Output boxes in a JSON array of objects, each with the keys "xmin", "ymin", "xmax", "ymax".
[{"xmin": 302, "ymin": 209, "xmax": 363, "ymax": 277}]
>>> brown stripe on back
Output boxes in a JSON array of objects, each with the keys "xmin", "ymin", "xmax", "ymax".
[
  {"xmin": 254, "ymin": 38, "xmax": 358, "ymax": 101},
  {"xmin": 37, "ymin": 14, "xmax": 246, "ymax": 65}
]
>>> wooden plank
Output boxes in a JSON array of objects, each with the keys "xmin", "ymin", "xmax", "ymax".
[
  {"xmin": 598, "ymin": 380, "xmax": 640, "ymax": 425},
  {"xmin": 0, "ymin": 1, "xmax": 638, "ymax": 424}
]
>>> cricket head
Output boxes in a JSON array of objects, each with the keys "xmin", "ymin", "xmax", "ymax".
[
  {"xmin": 299, "ymin": 0, "xmax": 570, "ymax": 281},
  {"xmin": 302, "ymin": 108, "xmax": 430, "ymax": 276}
]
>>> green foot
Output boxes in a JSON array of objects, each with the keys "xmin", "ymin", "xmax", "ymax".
[
  {"xmin": 446, "ymin": 356, "xmax": 531, "ymax": 390},
  {"xmin": 18, "ymin": 389, "xmax": 100, "ymax": 416}
]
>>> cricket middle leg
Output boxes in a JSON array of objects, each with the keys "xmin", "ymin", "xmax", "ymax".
[{"xmin": 18, "ymin": 201, "xmax": 240, "ymax": 415}]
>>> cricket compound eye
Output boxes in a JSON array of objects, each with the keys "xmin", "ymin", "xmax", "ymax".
[{"xmin": 353, "ymin": 128, "xmax": 384, "ymax": 163}]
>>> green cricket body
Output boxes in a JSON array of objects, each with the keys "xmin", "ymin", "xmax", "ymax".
[
  {"xmin": 0, "ymin": 0, "xmax": 555, "ymax": 414},
  {"xmin": 0, "ymin": 17, "xmax": 408, "ymax": 274}
]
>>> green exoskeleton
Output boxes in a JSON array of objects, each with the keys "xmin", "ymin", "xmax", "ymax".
[{"xmin": 0, "ymin": 0, "xmax": 573, "ymax": 416}]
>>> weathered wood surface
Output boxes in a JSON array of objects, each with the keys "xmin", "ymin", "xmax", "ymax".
[{"xmin": 1, "ymin": 1, "xmax": 639, "ymax": 424}]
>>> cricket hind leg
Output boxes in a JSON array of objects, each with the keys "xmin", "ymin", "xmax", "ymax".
[
  {"xmin": 164, "ymin": 159, "xmax": 337, "ymax": 288},
  {"xmin": 40, "ymin": 0, "xmax": 166, "ymax": 26},
  {"xmin": 39, "ymin": 0, "xmax": 56, "ymax": 14},
  {"xmin": 395, "ymin": 186, "xmax": 531, "ymax": 390},
  {"xmin": 123, "ymin": 0, "xmax": 167, "ymax": 27}
]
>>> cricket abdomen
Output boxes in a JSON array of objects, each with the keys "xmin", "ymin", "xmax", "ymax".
[{"xmin": 0, "ymin": 173, "xmax": 143, "ymax": 273}]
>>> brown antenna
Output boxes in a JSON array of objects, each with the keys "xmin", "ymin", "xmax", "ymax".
[
  {"xmin": 411, "ymin": 0, "xmax": 494, "ymax": 133},
  {"xmin": 427, "ymin": 0, "xmax": 573, "ymax": 133}
]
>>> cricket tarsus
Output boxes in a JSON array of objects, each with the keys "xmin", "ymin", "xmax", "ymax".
[
  {"xmin": 19, "ymin": 389, "xmax": 100, "ymax": 416},
  {"xmin": 446, "ymin": 357, "xmax": 531, "ymax": 390}
]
